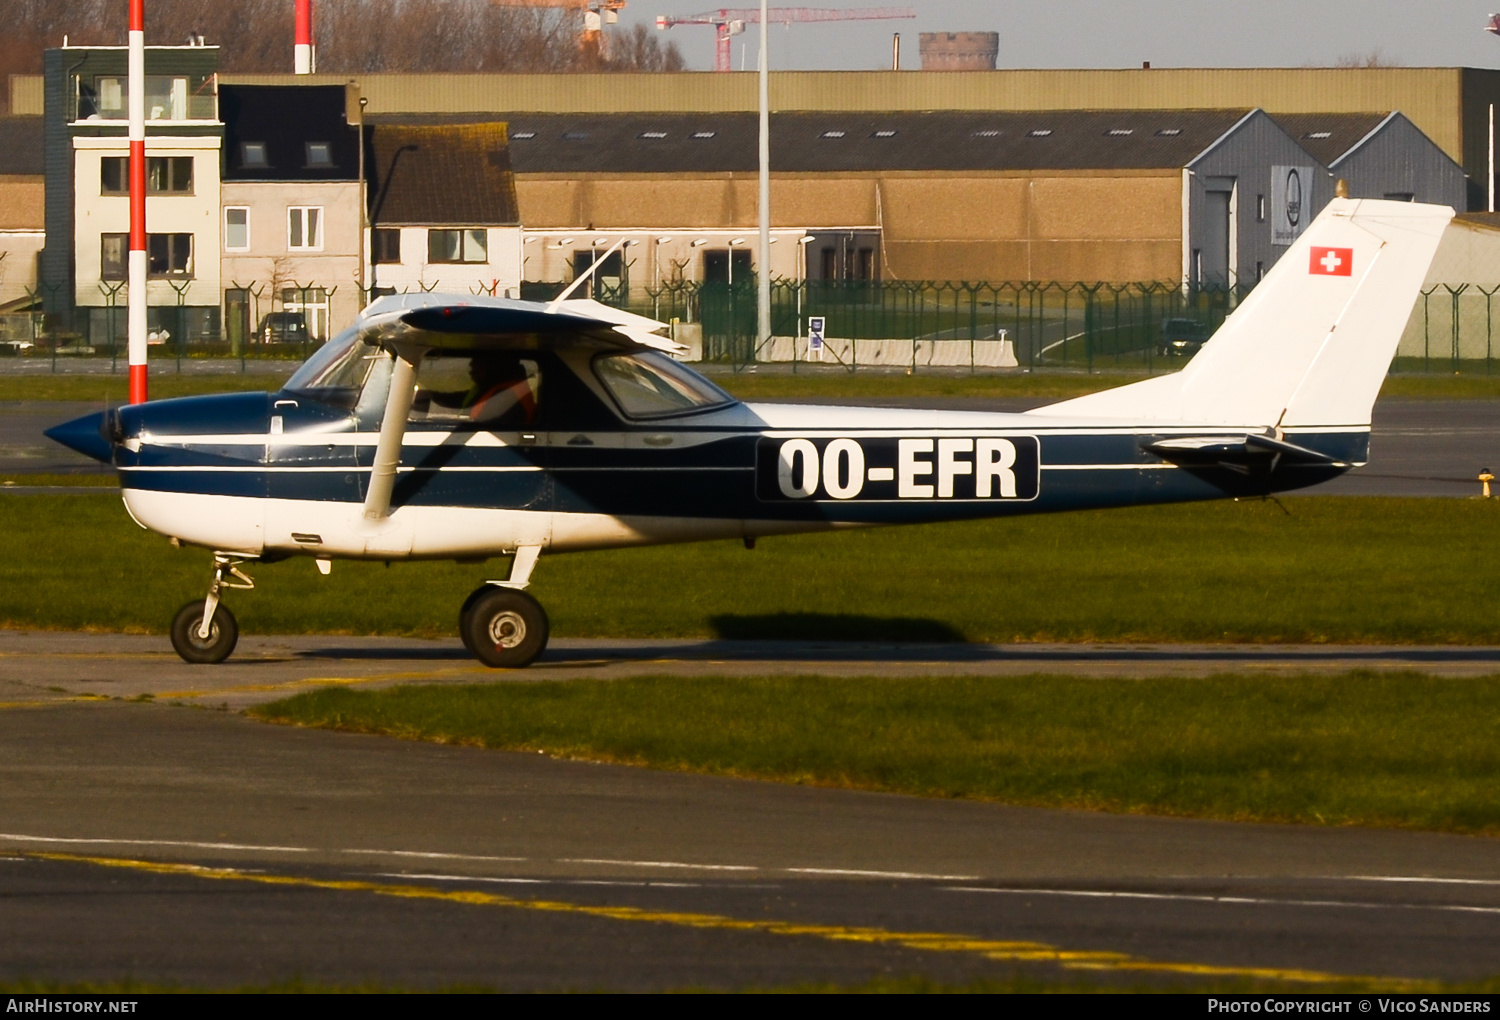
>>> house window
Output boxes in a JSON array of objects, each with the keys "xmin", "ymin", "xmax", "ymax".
[
  {"xmin": 100, "ymin": 156, "xmax": 193, "ymax": 195},
  {"xmin": 288, "ymin": 207, "xmax": 323, "ymax": 251},
  {"xmin": 282, "ymin": 286, "xmax": 331, "ymax": 342},
  {"xmin": 241, "ymin": 142, "xmax": 269, "ymax": 169},
  {"xmin": 305, "ymin": 142, "xmax": 333, "ymax": 168},
  {"xmin": 148, "ymin": 233, "xmax": 193, "ymax": 278},
  {"xmin": 101, "ymin": 233, "xmax": 127, "ymax": 281},
  {"xmin": 149, "ymin": 156, "xmax": 193, "ymax": 194},
  {"xmin": 224, "ymin": 208, "xmax": 250, "ymax": 252},
  {"xmin": 91, "ymin": 75, "xmax": 200, "ymax": 121},
  {"xmin": 101, "ymin": 158, "xmax": 126, "ymax": 195},
  {"xmin": 428, "ymin": 228, "xmax": 487, "ymax": 264},
  {"xmin": 372, "ymin": 228, "xmax": 402, "ymax": 264}
]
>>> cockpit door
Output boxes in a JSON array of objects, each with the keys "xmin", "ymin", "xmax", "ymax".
[{"xmin": 364, "ymin": 351, "xmax": 552, "ymax": 513}]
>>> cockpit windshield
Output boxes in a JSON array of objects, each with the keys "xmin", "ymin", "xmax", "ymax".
[
  {"xmin": 283, "ymin": 328, "xmax": 385, "ymax": 409},
  {"xmin": 592, "ymin": 351, "xmax": 734, "ymax": 419}
]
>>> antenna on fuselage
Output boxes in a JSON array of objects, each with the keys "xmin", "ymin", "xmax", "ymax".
[{"xmin": 546, "ymin": 238, "xmax": 633, "ymax": 312}]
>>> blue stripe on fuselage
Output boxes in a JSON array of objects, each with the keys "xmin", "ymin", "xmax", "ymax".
[{"xmin": 117, "ymin": 423, "xmax": 1360, "ymax": 522}]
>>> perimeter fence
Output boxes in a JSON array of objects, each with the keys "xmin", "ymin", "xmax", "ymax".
[{"xmin": 10, "ymin": 277, "xmax": 1500, "ymax": 375}]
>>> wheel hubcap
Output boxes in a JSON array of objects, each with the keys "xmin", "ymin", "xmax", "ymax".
[
  {"xmin": 488, "ymin": 610, "xmax": 527, "ymax": 649},
  {"xmin": 192, "ymin": 619, "xmax": 218, "ymax": 648}
]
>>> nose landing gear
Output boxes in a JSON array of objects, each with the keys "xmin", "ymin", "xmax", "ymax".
[
  {"xmin": 459, "ymin": 544, "xmax": 549, "ymax": 669},
  {"xmin": 170, "ymin": 554, "xmax": 254, "ymax": 664}
]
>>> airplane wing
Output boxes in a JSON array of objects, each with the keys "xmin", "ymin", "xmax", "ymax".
[{"xmin": 361, "ymin": 293, "xmax": 688, "ymax": 355}]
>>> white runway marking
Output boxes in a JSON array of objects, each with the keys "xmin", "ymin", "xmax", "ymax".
[
  {"xmin": 0, "ymin": 833, "xmax": 313, "ymax": 853},
  {"xmin": 560, "ymin": 858, "xmax": 758, "ymax": 871},
  {"xmin": 342, "ymin": 849, "xmax": 526, "ymax": 863},
  {"xmin": 1347, "ymin": 875, "xmax": 1500, "ymax": 886},
  {"xmin": 0, "ymin": 832, "xmax": 521, "ymax": 863},
  {"xmin": 388, "ymin": 873, "xmax": 705, "ymax": 889},
  {"xmin": 942, "ymin": 886, "xmax": 1500, "ymax": 916},
  {"xmin": 789, "ymin": 867, "xmax": 981, "ymax": 880},
  {"xmin": 380, "ymin": 873, "xmax": 546, "ymax": 885}
]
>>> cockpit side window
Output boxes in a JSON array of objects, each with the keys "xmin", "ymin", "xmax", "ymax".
[
  {"xmin": 283, "ymin": 330, "xmax": 384, "ymax": 410},
  {"xmin": 592, "ymin": 351, "xmax": 733, "ymax": 420},
  {"xmin": 409, "ymin": 352, "xmax": 541, "ymax": 428}
]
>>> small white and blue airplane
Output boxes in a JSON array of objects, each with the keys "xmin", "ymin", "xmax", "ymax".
[{"xmin": 47, "ymin": 198, "xmax": 1451, "ymax": 667}]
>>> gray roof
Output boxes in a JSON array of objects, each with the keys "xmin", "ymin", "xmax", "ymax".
[
  {"xmin": 1272, "ymin": 113, "xmax": 1390, "ymax": 166},
  {"xmin": 374, "ymin": 110, "xmax": 1255, "ymax": 174},
  {"xmin": 0, "ymin": 117, "xmax": 43, "ymax": 176}
]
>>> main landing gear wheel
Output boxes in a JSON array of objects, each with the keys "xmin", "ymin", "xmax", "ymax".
[
  {"xmin": 461, "ymin": 586, "xmax": 549, "ymax": 669},
  {"xmin": 170, "ymin": 601, "xmax": 239, "ymax": 664}
]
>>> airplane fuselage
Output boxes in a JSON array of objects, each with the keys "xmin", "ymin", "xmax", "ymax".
[{"xmin": 96, "ymin": 384, "xmax": 1359, "ymax": 564}]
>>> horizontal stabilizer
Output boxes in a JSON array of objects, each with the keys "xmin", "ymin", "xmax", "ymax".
[{"xmin": 1141, "ymin": 431, "xmax": 1340, "ymax": 475}]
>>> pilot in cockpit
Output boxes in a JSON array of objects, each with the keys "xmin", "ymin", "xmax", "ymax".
[{"xmin": 423, "ymin": 353, "xmax": 539, "ymax": 426}]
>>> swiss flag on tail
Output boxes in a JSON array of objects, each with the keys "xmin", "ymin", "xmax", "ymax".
[{"xmin": 1309, "ymin": 246, "xmax": 1354, "ymax": 276}]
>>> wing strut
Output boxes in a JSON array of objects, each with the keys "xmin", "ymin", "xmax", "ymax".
[{"xmin": 363, "ymin": 352, "xmax": 421, "ymax": 520}]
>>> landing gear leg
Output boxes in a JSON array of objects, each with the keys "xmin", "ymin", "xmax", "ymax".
[
  {"xmin": 460, "ymin": 545, "xmax": 548, "ymax": 669},
  {"xmin": 170, "ymin": 554, "xmax": 254, "ymax": 665}
]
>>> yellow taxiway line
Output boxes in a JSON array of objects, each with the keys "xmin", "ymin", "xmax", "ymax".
[{"xmin": 24, "ymin": 851, "xmax": 1429, "ymax": 989}]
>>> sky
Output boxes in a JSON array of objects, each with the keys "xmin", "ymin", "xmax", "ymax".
[{"xmin": 627, "ymin": 1, "xmax": 1500, "ymax": 72}]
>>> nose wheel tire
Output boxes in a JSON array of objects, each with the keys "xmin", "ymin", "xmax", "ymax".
[
  {"xmin": 170, "ymin": 601, "xmax": 239, "ymax": 664},
  {"xmin": 461, "ymin": 587, "xmax": 548, "ymax": 669}
]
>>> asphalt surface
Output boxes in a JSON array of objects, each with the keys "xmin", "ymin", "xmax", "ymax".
[
  {"xmin": 0, "ymin": 630, "xmax": 1498, "ymax": 990},
  {"xmin": 6, "ymin": 631, "xmax": 1500, "ymax": 712},
  {"xmin": 2, "ymin": 698, "xmax": 1499, "ymax": 991},
  {"xmin": 5, "ymin": 397, "xmax": 1496, "ymax": 496},
  {"xmin": 3, "ymin": 386, "xmax": 1498, "ymax": 990}
]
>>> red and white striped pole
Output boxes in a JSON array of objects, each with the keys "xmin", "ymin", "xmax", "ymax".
[
  {"xmin": 294, "ymin": 0, "xmax": 314, "ymax": 74},
  {"xmin": 127, "ymin": 0, "xmax": 147, "ymax": 404}
]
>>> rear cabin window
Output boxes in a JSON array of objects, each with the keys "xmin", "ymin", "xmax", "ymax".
[{"xmin": 592, "ymin": 351, "xmax": 732, "ymax": 419}]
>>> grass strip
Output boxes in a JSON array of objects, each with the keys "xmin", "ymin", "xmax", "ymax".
[
  {"xmin": 0, "ymin": 473, "xmax": 117, "ymax": 487},
  {"xmin": 706, "ymin": 370, "xmax": 1500, "ymax": 402},
  {"xmin": 252, "ymin": 671, "xmax": 1500, "ymax": 834},
  {"xmin": 2, "ymin": 368, "xmax": 1496, "ymax": 404},
  {"xmin": 0, "ymin": 372, "xmax": 292, "ymax": 402},
  {"xmin": 1, "ymin": 495, "xmax": 1498, "ymax": 643},
  {"xmin": 704, "ymin": 370, "xmax": 1147, "ymax": 402}
]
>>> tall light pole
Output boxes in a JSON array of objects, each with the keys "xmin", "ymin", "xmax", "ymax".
[
  {"xmin": 756, "ymin": 0, "xmax": 771, "ymax": 358},
  {"xmin": 128, "ymin": 0, "xmax": 147, "ymax": 404},
  {"xmin": 295, "ymin": 0, "xmax": 314, "ymax": 74}
]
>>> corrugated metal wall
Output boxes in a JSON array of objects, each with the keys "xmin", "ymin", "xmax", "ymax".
[
  {"xmin": 213, "ymin": 67, "xmax": 1469, "ymax": 159},
  {"xmin": 1335, "ymin": 115, "xmax": 1467, "ymax": 210}
]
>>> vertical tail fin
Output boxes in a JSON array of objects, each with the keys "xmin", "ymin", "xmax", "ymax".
[{"xmin": 1031, "ymin": 198, "xmax": 1453, "ymax": 427}]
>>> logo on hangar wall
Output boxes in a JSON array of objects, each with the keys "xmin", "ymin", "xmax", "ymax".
[{"xmin": 755, "ymin": 435, "xmax": 1041, "ymax": 503}]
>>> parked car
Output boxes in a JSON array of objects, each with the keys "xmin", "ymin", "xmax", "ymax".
[
  {"xmin": 256, "ymin": 312, "xmax": 309, "ymax": 345},
  {"xmin": 1159, "ymin": 317, "xmax": 1212, "ymax": 357}
]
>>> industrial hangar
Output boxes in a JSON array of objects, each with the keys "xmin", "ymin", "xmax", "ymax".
[{"xmin": 0, "ymin": 61, "xmax": 1486, "ymax": 339}]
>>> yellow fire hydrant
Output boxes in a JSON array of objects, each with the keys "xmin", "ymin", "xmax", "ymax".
[{"xmin": 1481, "ymin": 468, "xmax": 1495, "ymax": 498}]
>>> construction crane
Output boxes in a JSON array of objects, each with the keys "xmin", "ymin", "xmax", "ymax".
[
  {"xmin": 287, "ymin": 2, "xmax": 629, "ymax": 69},
  {"xmin": 656, "ymin": 6, "xmax": 915, "ymax": 72}
]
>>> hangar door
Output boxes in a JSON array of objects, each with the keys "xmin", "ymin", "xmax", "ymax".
[{"xmin": 1197, "ymin": 179, "xmax": 1234, "ymax": 288}]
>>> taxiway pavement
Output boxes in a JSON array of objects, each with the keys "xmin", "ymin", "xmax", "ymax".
[
  {"xmin": 5, "ymin": 630, "xmax": 1500, "ymax": 711},
  {"xmin": 1, "ymin": 699, "xmax": 1498, "ymax": 990}
]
